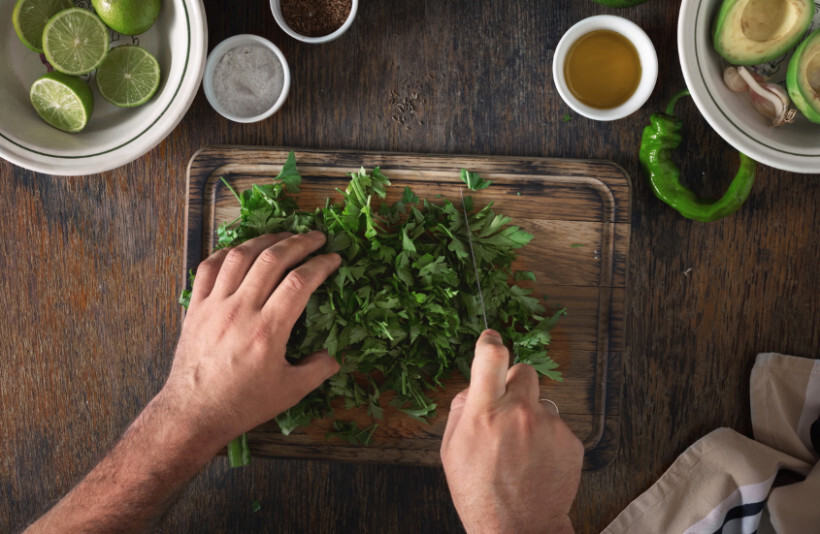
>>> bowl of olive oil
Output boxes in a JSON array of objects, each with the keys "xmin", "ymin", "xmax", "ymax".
[{"xmin": 553, "ymin": 15, "xmax": 657, "ymax": 121}]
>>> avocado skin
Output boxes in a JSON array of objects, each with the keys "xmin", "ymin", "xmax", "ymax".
[
  {"xmin": 787, "ymin": 28, "xmax": 820, "ymax": 124},
  {"xmin": 713, "ymin": 0, "xmax": 813, "ymax": 65}
]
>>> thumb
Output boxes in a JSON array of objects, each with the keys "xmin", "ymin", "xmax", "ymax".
[{"xmin": 287, "ymin": 349, "xmax": 340, "ymax": 393}]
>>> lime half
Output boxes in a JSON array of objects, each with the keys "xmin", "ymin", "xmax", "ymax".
[
  {"xmin": 12, "ymin": 0, "xmax": 72, "ymax": 53},
  {"xmin": 95, "ymin": 45, "xmax": 161, "ymax": 107},
  {"xmin": 43, "ymin": 8, "xmax": 110, "ymax": 75},
  {"xmin": 30, "ymin": 71, "xmax": 94, "ymax": 133}
]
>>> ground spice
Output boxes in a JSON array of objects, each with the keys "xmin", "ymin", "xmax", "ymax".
[{"xmin": 280, "ymin": 0, "xmax": 352, "ymax": 38}]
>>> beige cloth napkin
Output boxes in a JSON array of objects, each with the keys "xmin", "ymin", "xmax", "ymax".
[{"xmin": 603, "ymin": 353, "xmax": 820, "ymax": 534}]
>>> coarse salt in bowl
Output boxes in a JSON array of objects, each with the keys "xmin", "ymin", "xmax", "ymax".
[
  {"xmin": 553, "ymin": 15, "xmax": 658, "ymax": 121},
  {"xmin": 270, "ymin": 0, "xmax": 358, "ymax": 44},
  {"xmin": 203, "ymin": 34, "xmax": 291, "ymax": 123}
]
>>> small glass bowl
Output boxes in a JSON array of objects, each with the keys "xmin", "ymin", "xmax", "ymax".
[
  {"xmin": 270, "ymin": 0, "xmax": 359, "ymax": 44},
  {"xmin": 202, "ymin": 34, "xmax": 291, "ymax": 123},
  {"xmin": 553, "ymin": 15, "xmax": 658, "ymax": 121}
]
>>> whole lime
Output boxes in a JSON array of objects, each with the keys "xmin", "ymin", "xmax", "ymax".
[
  {"xmin": 591, "ymin": 0, "xmax": 649, "ymax": 7},
  {"xmin": 91, "ymin": 0, "xmax": 161, "ymax": 35}
]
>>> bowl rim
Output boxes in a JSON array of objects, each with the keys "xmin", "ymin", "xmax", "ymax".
[
  {"xmin": 552, "ymin": 14, "xmax": 658, "ymax": 122},
  {"xmin": 0, "ymin": 0, "xmax": 208, "ymax": 176},
  {"xmin": 270, "ymin": 0, "xmax": 359, "ymax": 44},
  {"xmin": 678, "ymin": 0, "xmax": 820, "ymax": 174},
  {"xmin": 202, "ymin": 34, "xmax": 292, "ymax": 124}
]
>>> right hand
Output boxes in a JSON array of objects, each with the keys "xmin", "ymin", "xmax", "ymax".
[{"xmin": 440, "ymin": 330, "xmax": 584, "ymax": 534}]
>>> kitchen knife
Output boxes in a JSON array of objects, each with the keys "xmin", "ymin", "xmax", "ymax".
[{"xmin": 460, "ymin": 187, "xmax": 489, "ymax": 331}]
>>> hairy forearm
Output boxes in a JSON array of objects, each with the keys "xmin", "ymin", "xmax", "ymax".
[
  {"xmin": 26, "ymin": 391, "xmax": 220, "ymax": 534},
  {"xmin": 460, "ymin": 510, "xmax": 575, "ymax": 534}
]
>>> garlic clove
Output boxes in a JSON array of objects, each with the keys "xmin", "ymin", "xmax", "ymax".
[
  {"xmin": 749, "ymin": 83, "xmax": 796, "ymax": 126},
  {"xmin": 724, "ymin": 66, "xmax": 748, "ymax": 92},
  {"xmin": 736, "ymin": 66, "xmax": 796, "ymax": 127}
]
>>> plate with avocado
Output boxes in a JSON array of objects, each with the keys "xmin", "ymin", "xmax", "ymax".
[{"xmin": 678, "ymin": 0, "xmax": 820, "ymax": 174}]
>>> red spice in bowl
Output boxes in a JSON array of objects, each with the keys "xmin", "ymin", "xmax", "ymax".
[{"xmin": 280, "ymin": 0, "xmax": 352, "ymax": 38}]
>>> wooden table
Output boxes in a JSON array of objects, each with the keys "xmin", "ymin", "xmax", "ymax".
[{"xmin": 2, "ymin": 1, "xmax": 818, "ymax": 532}]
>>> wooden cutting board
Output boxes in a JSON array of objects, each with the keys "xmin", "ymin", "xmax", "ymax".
[{"xmin": 185, "ymin": 147, "xmax": 630, "ymax": 470}]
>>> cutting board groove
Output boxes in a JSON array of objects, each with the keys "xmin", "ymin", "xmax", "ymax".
[{"xmin": 185, "ymin": 147, "xmax": 630, "ymax": 470}]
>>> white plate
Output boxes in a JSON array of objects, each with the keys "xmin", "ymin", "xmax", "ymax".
[
  {"xmin": 678, "ymin": 0, "xmax": 820, "ymax": 174},
  {"xmin": 0, "ymin": 0, "xmax": 207, "ymax": 176}
]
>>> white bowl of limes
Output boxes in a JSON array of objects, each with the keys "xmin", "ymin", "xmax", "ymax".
[{"xmin": 0, "ymin": 0, "xmax": 207, "ymax": 176}]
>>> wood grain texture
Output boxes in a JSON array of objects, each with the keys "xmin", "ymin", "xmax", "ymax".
[
  {"xmin": 1, "ymin": 0, "xmax": 819, "ymax": 532},
  {"xmin": 185, "ymin": 147, "xmax": 630, "ymax": 469}
]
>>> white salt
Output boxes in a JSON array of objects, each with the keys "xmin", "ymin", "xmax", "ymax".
[{"xmin": 212, "ymin": 44, "xmax": 284, "ymax": 118}]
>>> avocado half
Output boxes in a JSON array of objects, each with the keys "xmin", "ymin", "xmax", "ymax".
[
  {"xmin": 713, "ymin": 0, "xmax": 813, "ymax": 65},
  {"xmin": 787, "ymin": 28, "xmax": 820, "ymax": 123}
]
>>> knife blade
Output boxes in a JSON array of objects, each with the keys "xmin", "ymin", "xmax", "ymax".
[{"xmin": 460, "ymin": 187, "xmax": 489, "ymax": 331}]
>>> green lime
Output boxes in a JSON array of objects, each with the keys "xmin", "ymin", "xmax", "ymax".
[
  {"xmin": 12, "ymin": 0, "xmax": 72, "ymax": 53},
  {"xmin": 95, "ymin": 45, "xmax": 161, "ymax": 107},
  {"xmin": 30, "ymin": 71, "xmax": 94, "ymax": 133},
  {"xmin": 91, "ymin": 0, "xmax": 162, "ymax": 36},
  {"xmin": 591, "ymin": 0, "xmax": 649, "ymax": 6},
  {"xmin": 43, "ymin": 8, "xmax": 110, "ymax": 75}
]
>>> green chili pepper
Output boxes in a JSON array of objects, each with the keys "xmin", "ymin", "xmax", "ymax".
[{"xmin": 639, "ymin": 89, "xmax": 756, "ymax": 223}]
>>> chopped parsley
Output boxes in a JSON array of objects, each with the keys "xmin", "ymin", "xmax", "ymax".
[{"xmin": 181, "ymin": 153, "xmax": 564, "ymax": 458}]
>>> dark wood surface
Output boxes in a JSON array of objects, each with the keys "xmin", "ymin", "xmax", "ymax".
[
  {"xmin": 1, "ymin": 1, "xmax": 819, "ymax": 533},
  {"xmin": 185, "ymin": 148, "xmax": 630, "ymax": 468}
]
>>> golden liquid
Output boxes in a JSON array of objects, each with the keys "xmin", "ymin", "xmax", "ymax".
[{"xmin": 564, "ymin": 30, "xmax": 641, "ymax": 109}]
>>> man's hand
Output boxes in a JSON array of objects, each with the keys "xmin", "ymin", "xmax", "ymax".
[
  {"xmin": 161, "ymin": 230, "xmax": 342, "ymax": 454},
  {"xmin": 440, "ymin": 330, "xmax": 584, "ymax": 534},
  {"xmin": 26, "ymin": 232, "xmax": 341, "ymax": 533}
]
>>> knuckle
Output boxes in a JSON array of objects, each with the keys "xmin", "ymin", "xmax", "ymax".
[
  {"xmin": 221, "ymin": 304, "xmax": 242, "ymax": 329},
  {"xmin": 194, "ymin": 260, "xmax": 217, "ymax": 279},
  {"xmin": 509, "ymin": 402, "xmax": 537, "ymax": 432},
  {"xmin": 480, "ymin": 343, "xmax": 510, "ymax": 364},
  {"xmin": 257, "ymin": 247, "xmax": 283, "ymax": 268},
  {"xmin": 281, "ymin": 269, "xmax": 310, "ymax": 293},
  {"xmin": 250, "ymin": 326, "xmax": 273, "ymax": 350},
  {"xmin": 224, "ymin": 246, "xmax": 250, "ymax": 265},
  {"xmin": 509, "ymin": 362, "xmax": 536, "ymax": 381}
]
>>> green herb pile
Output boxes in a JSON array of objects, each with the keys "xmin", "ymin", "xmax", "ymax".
[{"xmin": 181, "ymin": 153, "xmax": 564, "ymax": 462}]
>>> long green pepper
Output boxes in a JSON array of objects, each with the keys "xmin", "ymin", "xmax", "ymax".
[{"xmin": 639, "ymin": 89, "xmax": 757, "ymax": 222}]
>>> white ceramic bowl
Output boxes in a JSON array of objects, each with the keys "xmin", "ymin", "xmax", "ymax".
[
  {"xmin": 0, "ymin": 0, "xmax": 207, "ymax": 176},
  {"xmin": 553, "ymin": 15, "xmax": 658, "ymax": 121},
  {"xmin": 679, "ymin": 0, "xmax": 820, "ymax": 174},
  {"xmin": 270, "ymin": 0, "xmax": 358, "ymax": 44},
  {"xmin": 202, "ymin": 34, "xmax": 291, "ymax": 123}
]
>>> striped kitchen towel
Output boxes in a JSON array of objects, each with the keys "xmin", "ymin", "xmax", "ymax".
[{"xmin": 603, "ymin": 353, "xmax": 820, "ymax": 534}]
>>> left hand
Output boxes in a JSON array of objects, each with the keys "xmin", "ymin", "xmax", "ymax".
[{"xmin": 160, "ymin": 231, "xmax": 342, "ymax": 453}]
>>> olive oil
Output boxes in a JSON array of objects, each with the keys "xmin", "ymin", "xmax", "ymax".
[{"xmin": 564, "ymin": 29, "xmax": 641, "ymax": 109}]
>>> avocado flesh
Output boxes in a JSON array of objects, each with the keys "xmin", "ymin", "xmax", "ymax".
[
  {"xmin": 713, "ymin": 0, "xmax": 813, "ymax": 65},
  {"xmin": 787, "ymin": 28, "xmax": 820, "ymax": 124}
]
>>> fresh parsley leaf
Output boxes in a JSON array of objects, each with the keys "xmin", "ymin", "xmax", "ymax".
[
  {"xmin": 277, "ymin": 151, "xmax": 301, "ymax": 193},
  {"xmin": 460, "ymin": 169, "xmax": 492, "ymax": 190},
  {"xmin": 514, "ymin": 271, "xmax": 537, "ymax": 281},
  {"xmin": 326, "ymin": 421, "xmax": 378, "ymax": 446}
]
